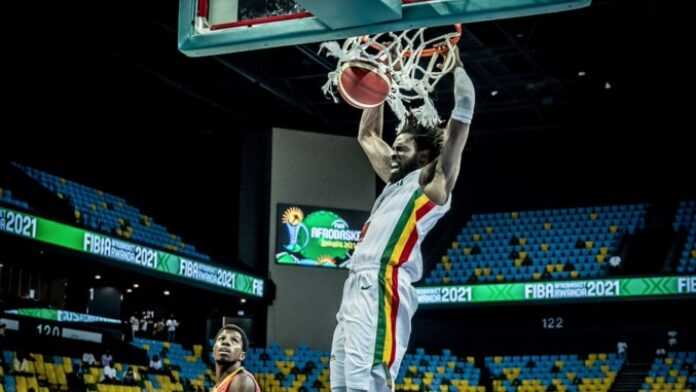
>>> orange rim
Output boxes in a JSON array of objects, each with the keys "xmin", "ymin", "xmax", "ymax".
[{"xmin": 364, "ymin": 24, "xmax": 462, "ymax": 58}]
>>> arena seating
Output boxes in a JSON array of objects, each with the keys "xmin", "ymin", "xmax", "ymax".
[
  {"xmin": 2, "ymin": 350, "xmax": 154, "ymax": 392},
  {"xmin": 485, "ymin": 352, "xmax": 623, "ymax": 392},
  {"xmin": 132, "ymin": 338, "xmax": 212, "ymax": 391},
  {"xmin": 13, "ymin": 340, "xmax": 682, "ymax": 392},
  {"xmin": 425, "ymin": 204, "xmax": 646, "ymax": 285},
  {"xmin": 12, "ymin": 163, "xmax": 209, "ymax": 261},
  {"xmin": 396, "ymin": 348, "xmax": 483, "ymax": 392},
  {"xmin": 641, "ymin": 352, "xmax": 696, "ymax": 392},
  {"xmin": 673, "ymin": 201, "xmax": 696, "ymax": 274},
  {"xmin": 0, "ymin": 187, "xmax": 30, "ymax": 210},
  {"xmin": 138, "ymin": 339, "xmax": 485, "ymax": 392}
]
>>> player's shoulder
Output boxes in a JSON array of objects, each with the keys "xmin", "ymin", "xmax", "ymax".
[{"xmin": 227, "ymin": 370, "xmax": 257, "ymax": 392}]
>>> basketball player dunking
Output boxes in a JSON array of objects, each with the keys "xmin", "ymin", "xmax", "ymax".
[
  {"xmin": 330, "ymin": 46, "xmax": 476, "ymax": 392},
  {"xmin": 212, "ymin": 324, "xmax": 261, "ymax": 392}
]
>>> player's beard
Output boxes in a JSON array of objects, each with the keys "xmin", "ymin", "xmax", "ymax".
[{"xmin": 390, "ymin": 157, "xmax": 419, "ymax": 183}]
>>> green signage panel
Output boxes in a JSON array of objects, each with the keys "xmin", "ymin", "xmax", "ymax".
[
  {"xmin": 0, "ymin": 207, "xmax": 264, "ymax": 297},
  {"xmin": 6, "ymin": 308, "xmax": 121, "ymax": 324},
  {"xmin": 417, "ymin": 276, "xmax": 696, "ymax": 305}
]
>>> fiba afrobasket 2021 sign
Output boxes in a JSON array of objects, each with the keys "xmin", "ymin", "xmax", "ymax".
[{"xmin": 275, "ymin": 204, "xmax": 369, "ymax": 268}]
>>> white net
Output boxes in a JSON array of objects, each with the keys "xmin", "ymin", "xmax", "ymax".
[{"xmin": 320, "ymin": 26, "xmax": 460, "ymax": 130}]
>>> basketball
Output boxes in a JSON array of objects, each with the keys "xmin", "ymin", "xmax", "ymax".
[{"xmin": 337, "ymin": 61, "xmax": 391, "ymax": 109}]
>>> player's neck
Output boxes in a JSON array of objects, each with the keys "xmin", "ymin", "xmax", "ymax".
[{"xmin": 216, "ymin": 361, "xmax": 243, "ymax": 383}]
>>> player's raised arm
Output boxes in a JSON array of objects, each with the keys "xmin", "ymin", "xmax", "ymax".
[
  {"xmin": 423, "ymin": 47, "xmax": 475, "ymax": 204},
  {"xmin": 357, "ymin": 104, "xmax": 395, "ymax": 183}
]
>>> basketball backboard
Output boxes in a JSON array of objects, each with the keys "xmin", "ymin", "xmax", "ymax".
[{"xmin": 179, "ymin": 0, "xmax": 591, "ymax": 57}]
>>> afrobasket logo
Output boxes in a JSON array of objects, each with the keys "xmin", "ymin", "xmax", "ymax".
[{"xmin": 276, "ymin": 206, "xmax": 361, "ymax": 267}]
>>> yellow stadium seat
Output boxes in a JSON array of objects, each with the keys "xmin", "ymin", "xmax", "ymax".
[
  {"xmin": 463, "ymin": 247, "xmax": 471, "ymax": 255},
  {"xmin": 452, "ymin": 242, "xmax": 460, "ymax": 249},
  {"xmin": 533, "ymin": 272, "xmax": 542, "ymax": 280},
  {"xmin": 443, "ymin": 277, "xmax": 451, "ymax": 284},
  {"xmin": 547, "ymin": 265, "xmax": 555, "ymax": 273},
  {"xmin": 555, "ymin": 264, "xmax": 564, "ymax": 272},
  {"xmin": 544, "ymin": 223, "xmax": 552, "ymax": 230},
  {"xmin": 437, "ymin": 367, "xmax": 445, "ymax": 374},
  {"xmin": 496, "ymin": 275, "xmax": 504, "ymax": 282},
  {"xmin": 475, "ymin": 268, "xmax": 482, "ymax": 277},
  {"xmin": 486, "ymin": 226, "xmax": 494, "ymax": 234},
  {"xmin": 571, "ymin": 271, "xmax": 580, "ymax": 278},
  {"xmin": 511, "ymin": 212, "xmax": 519, "ymax": 219},
  {"xmin": 585, "ymin": 241, "xmax": 594, "ymax": 249},
  {"xmin": 63, "ymin": 357, "xmax": 73, "ymax": 374},
  {"xmin": 609, "ymin": 225, "xmax": 618, "ymax": 233},
  {"xmin": 590, "ymin": 212, "xmax": 598, "ymax": 220},
  {"xmin": 596, "ymin": 254, "xmax": 606, "ymax": 263},
  {"xmin": 666, "ymin": 358, "xmax": 674, "ymax": 366},
  {"xmin": 285, "ymin": 349, "xmax": 295, "ymax": 357},
  {"xmin": 447, "ymin": 362, "xmax": 455, "ymax": 369},
  {"xmin": 46, "ymin": 365, "xmax": 57, "ymax": 385},
  {"xmin": 520, "ymin": 237, "xmax": 527, "ymax": 245},
  {"xmin": 515, "ymin": 258, "xmax": 523, "ymax": 267},
  {"xmin": 473, "ymin": 234, "xmax": 481, "ymax": 241},
  {"xmin": 494, "ymin": 357, "xmax": 503, "ymax": 364},
  {"xmin": 467, "ymin": 357, "xmax": 475, "ymax": 364},
  {"xmin": 541, "ymin": 244, "xmax": 549, "ymax": 251}
]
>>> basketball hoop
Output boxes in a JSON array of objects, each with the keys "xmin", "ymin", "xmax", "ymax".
[{"xmin": 320, "ymin": 24, "xmax": 462, "ymax": 130}]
